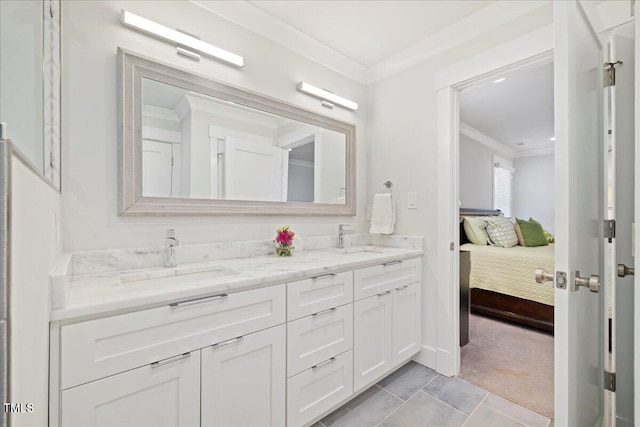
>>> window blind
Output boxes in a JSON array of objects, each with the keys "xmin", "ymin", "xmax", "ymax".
[{"xmin": 493, "ymin": 165, "xmax": 512, "ymax": 217}]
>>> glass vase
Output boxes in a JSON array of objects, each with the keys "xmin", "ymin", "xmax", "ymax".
[{"xmin": 275, "ymin": 245, "xmax": 293, "ymax": 256}]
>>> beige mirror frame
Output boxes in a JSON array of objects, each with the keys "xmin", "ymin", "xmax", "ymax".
[{"xmin": 118, "ymin": 48, "xmax": 356, "ymax": 216}]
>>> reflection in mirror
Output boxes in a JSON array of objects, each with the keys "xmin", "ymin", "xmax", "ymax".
[
  {"xmin": 119, "ymin": 49, "xmax": 355, "ymax": 216},
  {"xmin": 141, "ymin": 78, "xmax": 347, "ymax": 204}
]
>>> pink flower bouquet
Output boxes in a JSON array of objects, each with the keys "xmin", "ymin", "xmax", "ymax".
[{"xmin": 274, "ymin": 226, "xmax": 296, "ymax": 256}]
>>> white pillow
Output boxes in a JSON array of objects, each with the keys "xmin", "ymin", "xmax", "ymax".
[
  {"xmin": 485, "ymin": 217, "xmax": 518, "ymax": 248},
  {"xmin": 463, "ymin": 217, "xmax": 489, "ymax": 245}
]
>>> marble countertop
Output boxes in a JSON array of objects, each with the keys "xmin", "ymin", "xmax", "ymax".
[{"xmin": 51, "ymin": 240, "xmax": 422, "ymax": 322}]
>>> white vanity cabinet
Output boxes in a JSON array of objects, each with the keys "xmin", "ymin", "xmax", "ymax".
[
  {"xmin": 52, "ymin": 255, "xmax": 423, "ymax": 427},
  {"xmin": 353, "ymin": 259, "xmax": 422, "ymax": 393}
]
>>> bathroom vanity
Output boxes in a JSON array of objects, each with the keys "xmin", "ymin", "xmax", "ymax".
[{"xmin": 48, "ymin": 238, "xmax": 422, "ymax": 427}]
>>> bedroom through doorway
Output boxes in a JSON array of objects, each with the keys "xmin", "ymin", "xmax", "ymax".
[{"xmin": 457, "ymin": 60, "xmax": 555, "ymax": 419}]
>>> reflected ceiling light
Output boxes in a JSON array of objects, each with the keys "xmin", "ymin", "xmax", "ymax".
[
  {"xmin": 493, "ymin": 77, "xmax": 506, "ymax": 83},
  {"xmin": 296, "ymin": 82, "xmax": 358, "ymax": 111},
  {"xmin": 121, "ymin": 10, "xmax": 244, "ymax": 67},
  {"xmin": 549, "ymin": 136, "xmax": 556, "ymax": 141}
]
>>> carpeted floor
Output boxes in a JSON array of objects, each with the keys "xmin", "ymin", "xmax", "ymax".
[{"xmin": 459, "ymin": 314, "xmax": 554, "ymax": 419}]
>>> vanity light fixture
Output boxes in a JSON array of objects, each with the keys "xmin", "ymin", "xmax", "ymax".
[
  {"xmin": 120, "ymin": 10, "xmax": 244, "ymax": 67},
  {"xmin": 296, "ymin": 82, "xmax": 358, "ymax": 111}
]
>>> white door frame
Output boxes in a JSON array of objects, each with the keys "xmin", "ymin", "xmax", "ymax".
[
  {"xmin": 634, "ymin": 15, "xmax": 640, "ymax": 427},
  {"xmin": 433, "ymin": 25, "xmax": 553, "ymax": 376}
]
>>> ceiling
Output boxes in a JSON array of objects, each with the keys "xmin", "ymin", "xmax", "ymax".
[
  {"xmin": 246, "ymin": 1, "xmax": 494, "ymax": 67},
  {"xmin": 193, "ymin": 0, "xmax": 551, "ymax": 83},
  {"xmin": 460, "ymin": 61, "xmax": 554, "ymax": 155}
]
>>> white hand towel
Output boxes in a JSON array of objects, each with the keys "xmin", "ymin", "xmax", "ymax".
[{"xmin": 370, "ymin": 193, "xmax": 395, "ymax": 234}]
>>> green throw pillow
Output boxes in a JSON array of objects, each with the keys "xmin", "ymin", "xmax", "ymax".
[{"xmin": 515, "ymin": 218, "xmax": 548, "ymax": 247}]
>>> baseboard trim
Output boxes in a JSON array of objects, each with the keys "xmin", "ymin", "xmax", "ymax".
[{"xmin": 413, "ymin": 344, "xmax": 436, "ymax": 370}]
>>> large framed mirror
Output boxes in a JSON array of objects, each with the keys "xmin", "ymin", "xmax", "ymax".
[{"xmin": 118, "ymin": 49, "xmax": 356, "ymax": 216}]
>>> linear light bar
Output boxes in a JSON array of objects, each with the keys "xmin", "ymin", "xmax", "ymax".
[
  {"xmin": 121, "ymin": 10, "xmax": 244, "ymax": 68},
  {"xmin": 296, "ymin": 82, "xmax": 358, "ymax": 111}
]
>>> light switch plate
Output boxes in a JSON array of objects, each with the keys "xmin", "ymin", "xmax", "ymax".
[{"xmin": 408, "ymin": 192, "xmax": 417, "ymax": 209}]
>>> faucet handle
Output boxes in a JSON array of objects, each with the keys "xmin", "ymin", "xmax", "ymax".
[
  {"xmin": 166, "ymin": 229, "xmax": 175, "ymax": 238},
  {"xmin": 339, "ymin": 223, "xmax": 352, "ymax": 231}
]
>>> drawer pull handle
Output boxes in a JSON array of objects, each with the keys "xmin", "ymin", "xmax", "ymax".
[
  {"xmin": 312, "ymin": 273, "xmax": 337, "ymax": 280},
  {"xmin": 151, "ymin": 352, "xmax": 191, "ymax": 368},
  {"xmin": 396, "ymin": 285, "xmax": 409, "ymax": 291},
  {"xmin": 377, "ymin": 290, "xmax": 392, "ymax": 297},
  {"xmin": 312, "ymin": 357, "xmax": 337, "ymax": 370},
  {"xmin": 169, "ymin": 293, "xmax": 228, "ymax": 309},
  {"xmin": 312, "ymin": 307, "xmax": 337, "ymax": 317},
  {"xmin": 211, "ymin": 336, "xmax": 244, "ymax": 349},
  {"xmin": 383, "ymin": 260, "xmax": 402, "ymax": 267}
]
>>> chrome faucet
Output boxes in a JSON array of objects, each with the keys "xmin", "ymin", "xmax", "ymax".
[
  {"xmin": 338, "ymin": 224, "xmax": 354, "ymax": 249},
  {"xmin": 164, "ymin": 229, "xmax": 179, "ymax": 268}
]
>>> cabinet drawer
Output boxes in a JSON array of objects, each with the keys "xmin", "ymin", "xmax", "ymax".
[
  {"xmin": 287, "ymin": 272, "xmax": 353, "ymax": 320},
  {"xmin": 287, "ymin": 304, "xmax": 353, "ymax": 377},
  {"xmin": 61, "ymin": 284, "xmax": 285, "ymax": 389},
  {"xmin": 287, "ymin": 350, "xmax": 353, "ymax": 427},
  {"xmin": 354, "ymin": 257, "xmax": 421, "ymax": 300}
]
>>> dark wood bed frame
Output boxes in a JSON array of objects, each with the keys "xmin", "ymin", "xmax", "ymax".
[{"xmin": 460, "ymin": 208, "xmax": 555, "ymax": 333}]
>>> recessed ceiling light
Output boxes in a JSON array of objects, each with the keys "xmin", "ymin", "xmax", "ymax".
[
  {"xmin": 549, "ymin": 137, "xmax": 556, "ymax": 141},
  {"xmin": 516, "ymin": 142, "xmax": 525, "ymax": 146},
  {"xmin": 493, "ymin": 77, "xmax": 506, "ymax": 83}
]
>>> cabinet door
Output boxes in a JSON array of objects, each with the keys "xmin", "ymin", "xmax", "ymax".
[
  {"xmin": 392, "ymin": 282, "xmax": 421, "ymax": 366},
  {"xmin": 61, "ymin": 351, "xmax": 199, "ymax": 427},
  {"xmin": 353, "ymin": 292, "xmax": 393, "ymax": 392},
  {"xmin": 201, "ymin": 324, "xmax": 286, "ymax": 427}
]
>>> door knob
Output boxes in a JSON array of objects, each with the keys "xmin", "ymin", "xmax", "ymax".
[
  {"xmin": 617, "ymin": 264, "xmax": 635, "ymax": 277},
  {"xmin": 573, "ymin": 271, "xmax": 600, "ymax": 293},
  {"xmin": 535, "ymin": 269, "xmax": 554, "ymax": 284}
]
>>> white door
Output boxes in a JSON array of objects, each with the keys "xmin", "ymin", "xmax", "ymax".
[
  {"xmin": 201, "ymin": 325, "xmax": 286, "ymax": 427},
  {"xmin": 554, "ymin": 1, "xmax": 605, "ymax": 425},
  {"xmin": 61, "ymin": 351, "xmax": 199, "ymax": 427},
  {"xmin": 142, "ymin": 140, "xmax": 173, "ymax": 197},
  {"xmin": 223, "ymin": 136, "xmax": 286, "ymax": 201}
]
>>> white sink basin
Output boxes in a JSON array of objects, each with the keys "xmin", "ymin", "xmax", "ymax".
[
  {"xmin": 121, "ymin": 266, "xmax": 239, "ymax": 287},
  {"xmin": 340, "ymin": 246, "xmax": 385, "ymax": 254}
]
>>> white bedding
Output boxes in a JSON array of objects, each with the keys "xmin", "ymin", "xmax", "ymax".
[{"xmin": 460, "ymin": 243, "xmax": 555, "ymax": 306}]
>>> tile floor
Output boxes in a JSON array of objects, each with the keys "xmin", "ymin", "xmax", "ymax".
[{"xmin": 314, "ymin": 361, "xmax": 553, "ymax": 427}]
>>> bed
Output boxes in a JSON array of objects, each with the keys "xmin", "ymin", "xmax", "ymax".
[{"xmin": 460, "ymin": 208, "xmax": 555, "ymax": 332}]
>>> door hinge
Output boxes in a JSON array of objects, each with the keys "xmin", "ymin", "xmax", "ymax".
[
  {"xmin": 605, "ymin": 219, "xmax": 616, "ymax": 243},
  {"xmin": 605, "ymin": 370, "xmax": 616, "ymax": 392},
  {"xmin": 450, "ymin": 242, "xmax": 455, "ymax": 251},
  {"xmin": 604, "ymin": 61, "xmax": 623, "ymax": 87},
  {"xmin": 171, "ymin": 157, "xmax": 174, "ymax": 167}
]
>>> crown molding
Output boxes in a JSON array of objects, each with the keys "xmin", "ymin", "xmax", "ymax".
[
  {"xmin": 191, "ymin": 0, "xmax": 551, "ymax": 86},
  {"xmin": 459, "ymin": 121, "xmax": 516, "ymax": 159},
  {"xmin": 191, "ymin": 0, "xmax": 367, "ymax": 84},
  {"xmin": 367, "ymin": 1, "xmax": 551, "ymax": 85},
  {"xmin": 514, "ymin": 147, "xmax": 555, "ymax": 158}
]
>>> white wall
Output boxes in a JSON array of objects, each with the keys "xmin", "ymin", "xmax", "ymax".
[
  {"xmin": 366, "ymin": 5, "xmax": 552, "ymax": 369},
  {"xmin": 10, "ymin": 154, "xmax": 60, "ymax": 427},
  {"xmin": 459, "ymin": 134, "xmax": 513, "ymax": 210},
  {"xmin": 513, "ymin": 154, "xmax": 555, "ymax": 232},
  {"xmin": 62, "ymin": 0, "xmax": 367, "ymax": 252}
]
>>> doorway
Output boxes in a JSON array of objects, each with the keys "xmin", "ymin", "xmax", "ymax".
[{"xmin": 457, "ymin": 60, "xmax": 555, "ymax": 419}]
